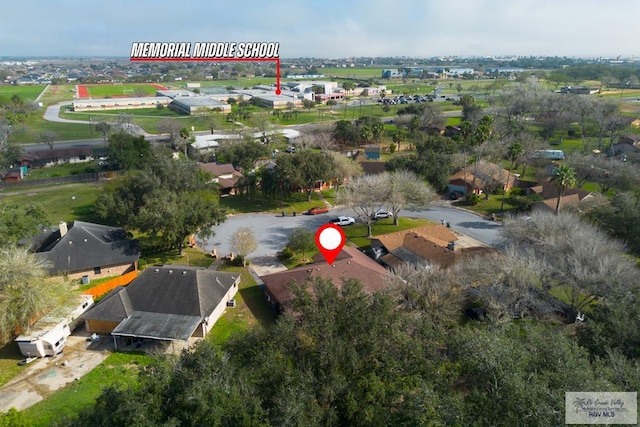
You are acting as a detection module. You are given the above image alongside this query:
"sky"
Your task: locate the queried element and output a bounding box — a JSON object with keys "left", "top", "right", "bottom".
{"left": 1, "top": 0, "right": 638, "bottom": 59}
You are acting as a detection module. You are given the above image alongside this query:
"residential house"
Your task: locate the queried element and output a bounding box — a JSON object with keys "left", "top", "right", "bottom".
{"left": 370, "top": 224, "right": 495, "bottom": 269}
{"left": 199, "top": 162, "right": 244, "bottom": 195}
{"left": 448, "top": 161, "right": 517, "bottom": 197}
{"left": 21, "top": 146, "right": 94, "bottom": 168}
{"left": 529, "top": 179, "right": 593, "bottom": 213}
{"left": 33, "top": 221, "right": 139, "bottom": 280}
{"left": 261, "top": 245, "right": 388, "bottom": 312}
{"left": 82, "top": 265, "right": 240, "bottom": 349}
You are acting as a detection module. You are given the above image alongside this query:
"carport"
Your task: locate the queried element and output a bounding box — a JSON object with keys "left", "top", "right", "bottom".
{"left": 111, "top": 311, "right": 202, "bottom": 351}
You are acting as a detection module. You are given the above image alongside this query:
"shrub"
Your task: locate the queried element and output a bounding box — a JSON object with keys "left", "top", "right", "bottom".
{"left": 464, "top": 193, "right": 481, "bottom": 205}
{"left": 389, "top": 143, "right": 397, "bottom": 154}
{"left": 279, "top": 247, "right": 294, "bottom": 260}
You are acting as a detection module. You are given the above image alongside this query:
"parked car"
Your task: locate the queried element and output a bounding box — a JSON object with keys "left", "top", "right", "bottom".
{"left": 285, "top": 146, "right": 297, "bottom": 153}
{"left": 307, "top": 206, "right": 329, "bottom": 215}
{"left": 330, "top": 216, "right": 355, "bottom": 226}
{"left": 372, "top": 209, "right": 393, "bottom": 219}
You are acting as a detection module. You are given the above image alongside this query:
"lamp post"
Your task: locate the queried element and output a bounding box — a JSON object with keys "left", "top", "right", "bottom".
{"left": 89, "top": 115, "right": 93, "bottom": 139}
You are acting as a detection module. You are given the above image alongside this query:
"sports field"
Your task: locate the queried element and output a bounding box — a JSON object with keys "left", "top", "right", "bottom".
{"left": 0, "top": 84, "right": 46, "bottom": 102}
{"left": 76, "top": 83, "right": 167, "bottom": 99}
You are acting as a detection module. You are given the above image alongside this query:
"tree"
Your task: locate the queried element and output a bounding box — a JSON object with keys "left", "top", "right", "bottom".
{"left": 157, "top": 118, "right": 182, "bottom": 147}
{"left": 229, "top": 227, "right": 257, "bottom": 266}
{"left": 96, "top": 150, "right": 226, "bottom": 255}
{"left": 291, "top": 150, "right": 335, "bottom": 202}
{"left": 0, "top": 202, "right": 48, "bottom": 244}
{"left": 328, "top": 151, "right": 362, "bottom": 189}
{"left": 195, "top": 107, "right": 222, "bottom": 135}
{"left": 94, "top": 122, "right": 112, "bottom": 146}
{"left": 392, "top": 128, "right": 407, "bottom": 152}
{"left": 586, "top": 191, "right": 640, "bottom": 255}
{"left": 107, "top": 131, "right": 151, "bottom": 170}
{"left": 0, "top": 246, "right": 57, "bottom": 342}
{"left": 215, "top": 139, "right": 269, "bottom": 173}
{"left": 38, "top": 130, "right": 59, "bottom": 150}
{"left": 506, "top": 141, "right": 524, "bottom": 169}
{"left": 387, "top": 170, "right": 436, "bottom": 225}
{"left": 302, "top": 99, "right": 315, "bottom": 111}
{"left": 251, "top": 113, "right": 276, "bottom": 144}
{"left": 286, "top": 227, "right": 316, "bottom": 261}
{"left": 550, "top": 163, "right": 576, "bottom": 214}
{"left": 337, "top": 173, "right": 390, "bottom": 237}
{"left": 500, "top": 211, "right": 636, "bottom": 312}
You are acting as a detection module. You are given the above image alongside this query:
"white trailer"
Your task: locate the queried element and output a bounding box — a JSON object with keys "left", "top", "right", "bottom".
{"left": 15, "top": 321, "right": 71, "bottom": 358}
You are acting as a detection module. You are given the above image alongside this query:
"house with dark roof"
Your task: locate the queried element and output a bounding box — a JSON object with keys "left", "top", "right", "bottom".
{"left": 21, "top": 146, "right": 94, "bottom": 168}
{"left": 82, "top": 265, "right": 240, "bottom": 347}
{"left": 261, "top": 245, "right": 388, "bottom": 312}
{"left": 33, "top": 221, "right": 139, "bottom": 280}
{"left": 198, "top": 162, "right": 244, "bottom": 195}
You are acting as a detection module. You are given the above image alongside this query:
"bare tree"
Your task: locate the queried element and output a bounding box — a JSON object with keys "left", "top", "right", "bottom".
{"left": 337, "top": 174, "right": 391, "bottom": 238}
{"left": 328, "top": 152, "right": 362, "bottom": 190}
{"left": 94, "top": 122, "right": 112, "bottom": 146}
{"left": 251, "top": 113, "right": 276, "bottom": 144}
{"left": 500, "top": 211, "right": 637, "bottom": 312}
{"left": 157, "top": 118, "right": 183, "bottom": 148}
{"left": 39, "top": 130, "right": 59, "bottom": 150}
{"left": 195, "top": 107, "right": 222, "bottom": 135}
{"left": 385, "top": 262, "right": 462, "bottom": 324}
{"left": 387, "top": 170, "right": 437, "bottom": 225}
{"left": 229, "top": 227, "right": 258, "bottom": 267}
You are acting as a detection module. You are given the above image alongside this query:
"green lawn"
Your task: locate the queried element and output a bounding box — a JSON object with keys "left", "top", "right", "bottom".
{"left": 22, "top": 352, "right": 153, "bottom": 427}
{"left": 0, "top": 182, "right": 104, "bottom": 224}
{"left": 344, "top": 217, "right": 433, "bottom": 249}
{"left": 0, "top": 341, "right": 29, "bottom": 388}
{"left": 10, "top": 114, "right": 93, "bottom": 143}
{"left": 80, "top": 84, "right": 160, "bottom": 98}
{"left": 207, "top": 263, "right": 276, "bottom": 346}
{"left": 220, "top": 190, "right": 330, "bottom": 215}
{"left": 24, "top": 162, "right": 99, "bottom": 180}
{"left": 138, "top": 245, "right": 214, "bottom": 270}
{"left": 0, "top": 85, "right": 47, "bottom": 102}
{"left": 453, "top": 194, "right": 516, "bottom": 217}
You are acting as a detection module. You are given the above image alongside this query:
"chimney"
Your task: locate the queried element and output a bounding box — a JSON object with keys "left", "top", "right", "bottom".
{"left": 59, "top": 221, "right": 68, "bottom": 238}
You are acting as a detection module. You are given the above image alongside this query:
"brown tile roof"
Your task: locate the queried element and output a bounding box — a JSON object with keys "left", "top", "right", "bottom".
{"left": 448, "top": 162, "right": 511, "bottom": 187}
{"left": 261, "top": 245, "right": 388, "bottom": 306}
{"left": 374, "top": 224, "right": 457, "bottom": 252}
{"left": 198, "top": 162, "right": 238, "bottom": 177}
{"left": 533, "top": 193, "right": 584, "bottom": 212}
{"left": 532, "top": 179, "right": 591, "bottom": 201}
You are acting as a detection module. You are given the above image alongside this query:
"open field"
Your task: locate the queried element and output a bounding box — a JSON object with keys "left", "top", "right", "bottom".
{"left": 344, "top": 217, "right": 433, "bottom": 248}
{"left": 0, "top": 85, "right": 47, "bottom": 102}
{"left": 78, "top": 83, "right": 164, "bottom": 99}
{"left": 0, "top": 182, "right": 104, "bottom": 224}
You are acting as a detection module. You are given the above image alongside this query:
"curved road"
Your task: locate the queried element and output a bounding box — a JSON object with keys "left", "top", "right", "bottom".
{"left": 198, "top": 205, "right": 502, "bottom": 264}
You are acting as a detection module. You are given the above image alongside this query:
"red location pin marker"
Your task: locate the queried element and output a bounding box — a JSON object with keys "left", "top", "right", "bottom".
{"left": 315, "top": 224, "right": 346, "bottom": 265}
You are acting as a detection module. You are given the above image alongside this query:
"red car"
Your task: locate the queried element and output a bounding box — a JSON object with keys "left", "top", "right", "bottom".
{"left": 307, "top": 206, "right": 329, "bottom": 215}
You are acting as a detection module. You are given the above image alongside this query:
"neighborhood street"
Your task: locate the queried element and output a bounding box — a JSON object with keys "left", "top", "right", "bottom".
{"left": 199, "top": 205, "right": 503, "bottom": 270}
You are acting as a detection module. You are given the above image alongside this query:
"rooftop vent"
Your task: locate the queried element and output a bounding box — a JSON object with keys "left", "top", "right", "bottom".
{"left": 182, "top": 271, "right": 187, "bottom": 275}
{"left": 169, "top": 270, "right": 173, "bottom": 274}
{"left": 154, "top": 268, "right": 159, "bottom": 272}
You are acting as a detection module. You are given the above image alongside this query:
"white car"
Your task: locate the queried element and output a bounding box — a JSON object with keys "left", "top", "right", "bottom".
{"left": 330, "top": 216, "right": 356, "bottom": 226}
{"left": 372, "top": 210, "right": 393, "bottom": 219}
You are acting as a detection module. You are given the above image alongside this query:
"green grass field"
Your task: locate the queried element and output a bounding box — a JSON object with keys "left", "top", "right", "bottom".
{"left": 0, "top": 84, "right": 47, "bottom": 102}
{"left": 0, "top": 182, "right": 104, "bottom": 224}
{"left": 79, "top": 83, "right": 161, "bottom": 98}
{"left": 344, "top": 217, "right": 433, "bottom": 248}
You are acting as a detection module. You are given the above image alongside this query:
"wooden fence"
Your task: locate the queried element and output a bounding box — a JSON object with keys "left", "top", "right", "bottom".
{"left": 82, "top": 269, "right": 138, "bottom": 299}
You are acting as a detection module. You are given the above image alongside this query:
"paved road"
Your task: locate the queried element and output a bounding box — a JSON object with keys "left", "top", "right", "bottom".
{"left": 199, "top": 205, "right": 502, "bottom": 263}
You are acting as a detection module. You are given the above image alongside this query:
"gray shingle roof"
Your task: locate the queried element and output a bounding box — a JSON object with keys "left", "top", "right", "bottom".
{"left": 82, "top": 265, "right": 239, "bottom": 340}
{"left": 34, "top": 221, "right": 139, "bottom": 275}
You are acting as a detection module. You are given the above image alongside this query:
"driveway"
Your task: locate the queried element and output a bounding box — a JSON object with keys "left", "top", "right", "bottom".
{"left": 0, "top": 331, "right": 111, "bottom": 412}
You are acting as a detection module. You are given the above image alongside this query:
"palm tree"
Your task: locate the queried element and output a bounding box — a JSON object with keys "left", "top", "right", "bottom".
{"left": 551, "top": 164, "right": 577, "bottom": 214}
{"left": 507, "top": 141, "right": 524, "bottom": 170}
